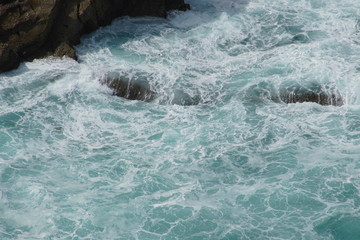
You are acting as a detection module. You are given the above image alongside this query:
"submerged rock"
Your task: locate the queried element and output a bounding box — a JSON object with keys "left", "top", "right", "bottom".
{"left": 279, "top": 92, "right": 344, "bottom": 106}
{"left": 276, "top": 84, "right": 344, "bottom": 106}
{"left": 166, "top": 89, "right": 202, "bottom": 106}
{"left": 101, "top": 73, "right": 202, "bottom": 106}
{"left": 247, "top": 82, "right": 344, "bottom": 106}
{"left": 292, "top": 33, "right": 310, "bottom": 43}
{"left": 101, "top": 74, "right": 155, "bottom": 102}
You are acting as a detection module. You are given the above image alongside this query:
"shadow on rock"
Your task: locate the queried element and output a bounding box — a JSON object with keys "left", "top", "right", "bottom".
{"left": 101, "top": 73, "right": 155, "bottom": 102}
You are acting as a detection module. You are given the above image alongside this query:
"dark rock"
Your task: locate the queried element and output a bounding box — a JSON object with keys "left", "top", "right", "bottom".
{"left": 0, "top": 0, "right": 190, "bottom": 73}
{"left": 120, "top": 0, "right": 190, "bottom": 18}
{"left": 102, "top": 74, "right": 155, "bottom": 102}
{"left": 276, "top": 85, "right": 344, "bottom": 106}
{"left": 249, "top": 82, "right": 344, "bottom": 106}
{"left": 53, "top": 42, "right": 77, "bottom": 60}
{"left": 165, "top": 0, "right": 190, "bottom": 12}
{"left": 0, "top": 44, "right": 19, "bottom": 72}
{"left": 121, "top": 0, "right": 167, "bottom": 17}
{"left": 101, "top": 73, "right": 202, "bottom": 106}
{"left": 0, "top": 0, "right": 61, "bottom": 60}
{"left": 279, "top": 92, "right": 344, "bottom": 106}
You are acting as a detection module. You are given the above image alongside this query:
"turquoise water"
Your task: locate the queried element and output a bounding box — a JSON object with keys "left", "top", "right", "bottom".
{"left": 1, "top": 0, "right": 360, "bottom": 239}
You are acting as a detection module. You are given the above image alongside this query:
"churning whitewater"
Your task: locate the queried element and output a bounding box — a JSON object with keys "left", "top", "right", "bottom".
{"left": 1, "top": 0, "right": 360, "bottom": 239}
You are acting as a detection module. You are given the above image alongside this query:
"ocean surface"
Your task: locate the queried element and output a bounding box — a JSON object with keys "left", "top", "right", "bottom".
{"left": 1, "top": 0, "right": 360, "bottom": 239}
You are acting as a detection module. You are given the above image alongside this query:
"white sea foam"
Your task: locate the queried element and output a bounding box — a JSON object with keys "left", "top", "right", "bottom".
{"left": 0, "top": 0, "right": 359, "bottom": 239}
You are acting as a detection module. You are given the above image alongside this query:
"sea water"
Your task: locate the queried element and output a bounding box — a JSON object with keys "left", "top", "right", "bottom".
{"left": 1, "top": 0, "right": 360, "bottom": 239}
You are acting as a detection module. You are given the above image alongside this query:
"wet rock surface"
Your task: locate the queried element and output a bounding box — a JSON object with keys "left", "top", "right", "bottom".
{"left": 279, "top": 91, "right": 344, "bottom": 106}
{"left": 101, "top": 73, "right": 202, "bottom": 106}
{"left": 247, "top": 82, "right": 344, "bottom": 106}
{"left": 276, "top": 84, "right": 344, "bottom": 106}
{"left": 168, "top": 90, "right": 201, "bottom": 106}
{"left": 101, "top": 74, "right": 155, "bottom": 102}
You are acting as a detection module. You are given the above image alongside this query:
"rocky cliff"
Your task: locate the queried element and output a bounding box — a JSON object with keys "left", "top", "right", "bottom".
{"left": 0, "top": 0, "right": 189, "bottom": 72}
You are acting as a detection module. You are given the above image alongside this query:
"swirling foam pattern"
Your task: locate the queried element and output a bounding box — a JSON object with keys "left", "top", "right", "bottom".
{"left": 0, "top": 0, "right": 360, "bottom": 239}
